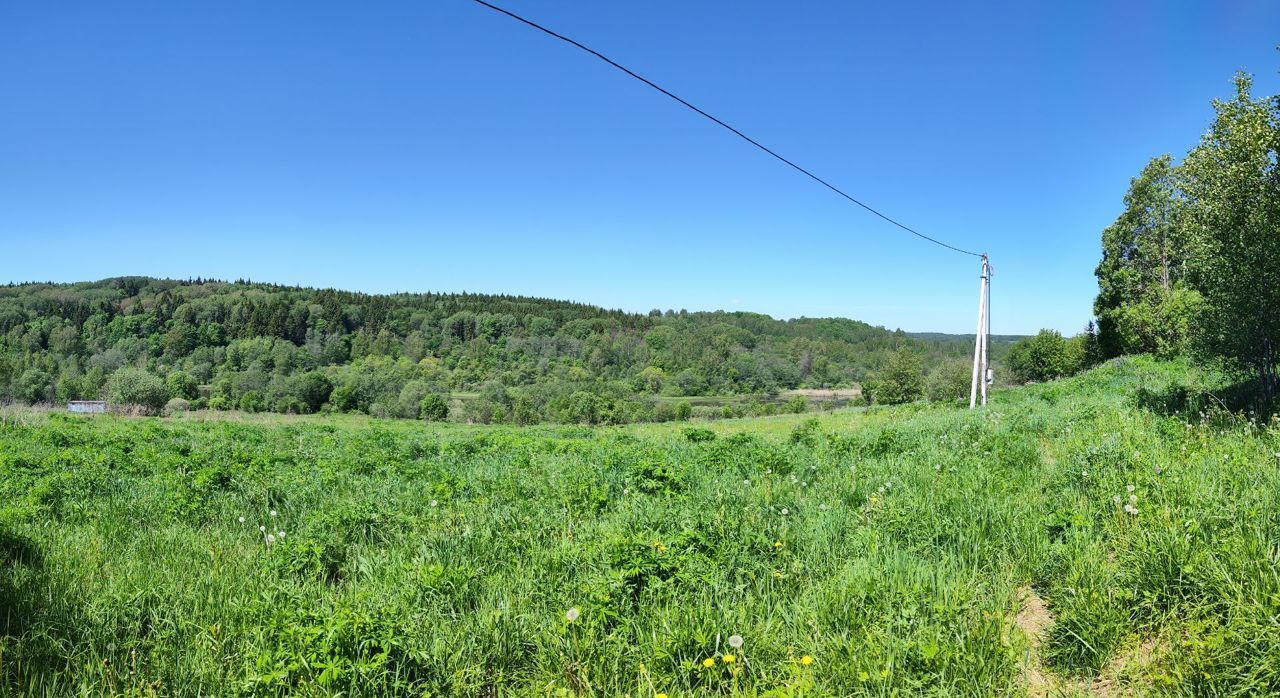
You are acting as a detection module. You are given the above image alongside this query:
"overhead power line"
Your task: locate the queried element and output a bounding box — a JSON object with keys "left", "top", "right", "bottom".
{"left": 468, "top": 0, "right": 982, "bottom": 258}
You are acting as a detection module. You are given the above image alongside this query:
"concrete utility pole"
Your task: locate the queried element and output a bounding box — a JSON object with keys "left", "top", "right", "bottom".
{"left": 969, "top": 254, "right": 991, "bottom": 409}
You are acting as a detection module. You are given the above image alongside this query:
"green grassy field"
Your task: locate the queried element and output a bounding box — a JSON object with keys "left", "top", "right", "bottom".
{"left": 1, "top": 357, "right": 1278, "bottom": 696}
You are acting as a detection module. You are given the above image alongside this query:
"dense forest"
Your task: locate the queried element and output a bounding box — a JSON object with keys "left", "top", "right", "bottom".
{"left": 0, "top": 278, "right": 1003, "bottom": 423}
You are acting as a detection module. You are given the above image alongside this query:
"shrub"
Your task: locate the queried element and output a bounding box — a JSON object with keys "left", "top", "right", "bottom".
{"left": 1008, "top": 330, "right": 1085, "bottom": 384}
{"left": 165, "top": 398, "right": 191, "bottom": 414}
{"left": 865, "top": 348, "right": 924, "bottom": 405}
{"left": 238, "top": 391, "right": 264, "bottom": 413}
{"left": 673, "top": 401, "right": 693, "bottom": 420}
{"left": 106, "top": 367, "right": 168, "bottom": 414}
{"left": 165, "top": 371, "right": 199, "bottom": 400}
{"left": 419, "top": 394, "right": 449, "bottom": 422}
{"left": 926, "top": 359, "right": 973, "bottom": 402}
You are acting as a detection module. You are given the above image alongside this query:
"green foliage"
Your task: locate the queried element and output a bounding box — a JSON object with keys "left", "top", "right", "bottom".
{"left": 1094, "top": 70, "right": 1280, "bottom": 400}
{"left": 925, "top": 358, "right": 972, "bottom": 402}
{"left": 1095, "top": 155, "right": 1196, "bottom": 358}
{"left": 865, "top": 348, "right": 923, "bottom": 404}
{"left": 165, "top": 370, "right": 198, "bottom": 400}
{"left": 105, "top": 366, "right": 168, "bottom": 413}
{"left": 673, "top": 400, "right": 693, "bottom": 420}
{"left": 1007, "top": 330, "right": 1085, "bottom": 384}
{"left": 418, "top": 393, "right": 449, "bottom": 422}
{"left": 0, "top": 278, "right": 1012, "bottom": 424}
{"left": 238, "top": 390, "right": 264, "bottom": 413}
{"left": 1180, "top": 73, "right": 1280, "bottom": 399}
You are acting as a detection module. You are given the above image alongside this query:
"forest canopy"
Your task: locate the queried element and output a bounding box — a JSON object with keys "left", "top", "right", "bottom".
{"left": 0, "top": 278, "right": 990, "bottom": 423}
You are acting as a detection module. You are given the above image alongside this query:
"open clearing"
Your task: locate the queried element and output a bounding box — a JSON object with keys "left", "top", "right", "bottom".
{"left": 1, "top": 356, "right": 1277, "bottom": 695}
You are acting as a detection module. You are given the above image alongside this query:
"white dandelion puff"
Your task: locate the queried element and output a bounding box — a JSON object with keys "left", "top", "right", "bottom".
{"left": 566, "top": 607, "right": 580, "bottom": 623}
{"left": 780, "top": 508, "right": 790, "bottom": 516}
{"left": 728, "top": 634, "right": 744, "bottom": 649}
{"left": 238, "top": 516, "right": 246, "bottom": 524}
{"left": 270, "top": 509, "right": 278, "bottom": 518}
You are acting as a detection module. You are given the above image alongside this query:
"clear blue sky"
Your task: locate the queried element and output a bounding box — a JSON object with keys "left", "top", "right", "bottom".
{"left": 2, "top": 2, "right": 1277, "bottom": 334}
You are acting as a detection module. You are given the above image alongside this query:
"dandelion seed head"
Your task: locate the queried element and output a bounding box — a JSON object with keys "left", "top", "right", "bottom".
{"left": 728, "top": 634, "right": 743, "bottom": 649}
{"left": 780, "top": 508, "right": 789, "bottom": 516}
{"left": 238, "top": 516, "right": 245, "bottom": 523}
{"left": 565, "top": 607, "right": 580, "bottom": 623}
{"left": 270, "top": 510, "right": 278, "bottom": 517}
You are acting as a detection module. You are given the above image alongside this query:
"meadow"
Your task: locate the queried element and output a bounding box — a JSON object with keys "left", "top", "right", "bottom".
{"left": 1, "top": 356, "right": 1278, "bottom": 696}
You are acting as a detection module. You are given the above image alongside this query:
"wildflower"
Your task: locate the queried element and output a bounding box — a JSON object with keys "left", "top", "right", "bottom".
{"left": 623, "top": 488, "right": 630, "bottom": 495}
{"left": 270, "top": 509, "right": 278, "bottom": 517}
{"left": 1154, "top": 465, "right": 1162, "bottom": 475}
{"left": 800, "top": 655, "right": 814, "bottom": 666}
{"left": 259, "top": 525, "right": 267, "bottom": 532}
{"left": 238, "top": 516, "right": 246, "bottom": 524}
{"left": 728, "top": 634, "right": 743, "bottom": 649}
{"left": 1126, "top": 485, "right": 1135, "bottom": 493}
{"left": 819, "top": 503, "right": 829, "bottom": 511}
{"left": 743, "top": 479, "right": 750, "bottom": 485}
{"left": 1129, "top": 494, "right": 1138, "bottom": 505}
{"left": 1112, "top": 495, "right": 1122, "bottom": 505}
{"left": 1124, "top": 504, "right": 1138, "bottom": 516}
{"left": 566, "top": 607, "right": 580, "bottom": 623}
{"left": 656, "top": 694, "right": 668, "bottom": 698}
{"left": 722, "top": 654, "right": 736, "bottom": 663}
{"left": 277, "top": 531, "right": 286, "bottom": 539}
{"left": 1081, "top": 470, "right": 1088, "bottom": 477}
{"left": 702, "top": 657, "right": 716, "bottom": 668}
{"left": 430, "top": 499, "right": 438, "bottom": 507}
{"left": 265, "top": 534, "right": 276, "bottom": 546}
{"left": 774, "top": 540, "right": 783, "bottom": 548}
{"left": 780, "top": 508, "right": 789, "bottom": 516}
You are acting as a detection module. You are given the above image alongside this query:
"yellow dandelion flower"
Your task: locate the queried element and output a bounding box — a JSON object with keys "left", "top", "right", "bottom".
{"left": 800, "top": 655, "right": 814, "bottom": 666}
{"left": 773, "top": 540, "right": 783, "bottom": 548}
{"left": 702, "top": 657, "right": 716, "bottom": 668}
{"left": 656, "top": 694, "right": 668, "bottom": 698}
{"left": 722, "top": 653, "right": 736, "bottom": 663}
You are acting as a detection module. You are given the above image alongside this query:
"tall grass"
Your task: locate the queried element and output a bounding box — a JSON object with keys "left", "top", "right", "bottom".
{"left": 0, "top": 356, "right": 1277, "bottom": 695}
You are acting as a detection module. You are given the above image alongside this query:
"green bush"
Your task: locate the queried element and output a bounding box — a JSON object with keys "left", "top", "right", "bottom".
{"left": 105, "top": 367, "right": 168, "bottom": 414}
{"left": 419, "top": 394, "right": 449, "bottom": 422}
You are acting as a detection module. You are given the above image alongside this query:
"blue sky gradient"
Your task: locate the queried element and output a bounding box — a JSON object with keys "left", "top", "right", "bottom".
{"left": 2, "top": 1, "right": 1278, "bottom": 333}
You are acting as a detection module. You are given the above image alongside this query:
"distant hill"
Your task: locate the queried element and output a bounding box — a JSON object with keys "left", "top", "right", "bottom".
{"left": 1, "top": 277, "right": 987, "bottom": 422}
{"left": 905, "top": 332, "right": 1026, "bottom": 351}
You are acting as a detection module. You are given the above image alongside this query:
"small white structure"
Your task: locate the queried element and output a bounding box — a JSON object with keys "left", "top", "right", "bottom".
{"left": 67, "top": 401, "right": 106, "bottom": 414}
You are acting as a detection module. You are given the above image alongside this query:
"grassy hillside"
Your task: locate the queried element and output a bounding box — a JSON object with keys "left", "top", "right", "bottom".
{"left": 1, "top": 356, "right": 1276, "bottom": 695}
{"left": 0, "top": 278, "right": 995, "bottom": 423}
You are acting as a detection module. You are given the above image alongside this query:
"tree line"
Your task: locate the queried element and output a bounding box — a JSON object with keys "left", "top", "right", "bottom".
{"left": 1000, "top": 69, "right": 1278, "bottom": 400}
{"left": 1091, "top": 71, "right": 1279, "bottom": 400}
{"left": 0, "top": 277, "right": 995, "bottom": 422}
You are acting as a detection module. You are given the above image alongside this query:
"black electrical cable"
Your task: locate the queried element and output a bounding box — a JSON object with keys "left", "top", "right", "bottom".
{"left": 469, "top": 0, "right": 983, "bottom": 258}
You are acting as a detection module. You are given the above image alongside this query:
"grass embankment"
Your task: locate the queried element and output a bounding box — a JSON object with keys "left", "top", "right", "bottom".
{"left": 0, "top": 356, "right": 1277, "bottom": 696}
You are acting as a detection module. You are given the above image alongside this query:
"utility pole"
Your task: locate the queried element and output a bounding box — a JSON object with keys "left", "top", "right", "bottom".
{"left": 969, "top": 254, "right": 991, "bottom": 409}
